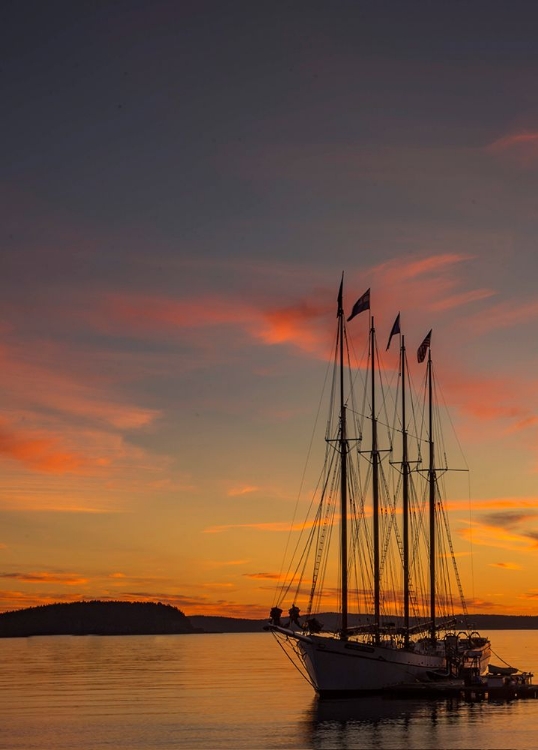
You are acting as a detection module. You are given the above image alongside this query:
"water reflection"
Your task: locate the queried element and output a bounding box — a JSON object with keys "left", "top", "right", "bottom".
{"left": 304, "top": 695, "right": 466, "bottom": 749}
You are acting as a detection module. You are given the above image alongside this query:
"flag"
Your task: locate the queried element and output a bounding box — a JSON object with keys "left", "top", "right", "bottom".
{"left": 417, "top": 329, "right": 432, "bottom": 363}
{"left": 386, "top": 313, "right": 401, "bottom": 351}
{"left": 347, "top": 288, "right": 370, "bottom": 321}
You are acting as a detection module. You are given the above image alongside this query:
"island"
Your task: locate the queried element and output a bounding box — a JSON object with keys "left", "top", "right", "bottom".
{"left": 0, "top": 601, "right": 197, "bottom": 637}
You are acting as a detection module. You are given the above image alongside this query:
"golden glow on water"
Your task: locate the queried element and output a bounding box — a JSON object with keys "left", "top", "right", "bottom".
{"left": 2, "top": 632, "right": 538, "bottom": 749}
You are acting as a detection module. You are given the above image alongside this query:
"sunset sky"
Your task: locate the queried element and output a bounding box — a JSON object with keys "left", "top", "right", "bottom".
{"left": 3, "top": 0, "right": 538, "bottom": 618}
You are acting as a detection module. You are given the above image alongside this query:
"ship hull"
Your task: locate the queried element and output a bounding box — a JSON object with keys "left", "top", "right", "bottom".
{"left": 299, "top": 635, "right": 444, "bottom": 695}
{"left": 269, "top": 627, "right": 491, "bottom": 696}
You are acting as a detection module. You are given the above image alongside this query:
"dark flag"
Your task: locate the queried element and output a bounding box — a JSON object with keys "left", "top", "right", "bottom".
{"left": 386, "top": 313, "right": 401, "bottom": 351}
{"left": 417, "top": 330, "right": 432, "bottom": 363}
{"left": 347, "top": 288, "right": 370, "bottom": 321}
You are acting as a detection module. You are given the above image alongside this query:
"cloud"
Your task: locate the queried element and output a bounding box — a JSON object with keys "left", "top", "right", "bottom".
{"left": 97, "top": 291, "right": 334, "bottom": 360}
{"left": 391, "top": 253, "right": 472, "bottom": 280}
{"left": 441, "top": 371, "right": 531, "bottom": 423}
{"left": 464, "top": 597, "right": 500, "bottom": 611}
{"left": 522, "top": 590, "right": 538, "bottom": 600}
{"left": 118, "top": 590, "right": 270, "bottom": 618}
{"left": 0, "top": 341, "right": 159, "bottom": 431}
{"left": 0, "top": 420, "right": 89, "bottom": 474}
{"left": 465, "top": 497, "right": 538, "bottom": 510}
{"left": 200, "top": 582, "right": 236, "bottom": 590}
{"left": 430, "top": 288, "right": 495, "bottom": 311}
{"left": 0, "top": 572, "right": 88, "bottom": 585}
{"left": 243, "top": 572, "right": 282, "bottom": 580}
{"left": 482, "top": 511, "right": 538, "bottom": 528}
{"left": 363, "top": 254, "right": 497, "bottom": 331}
{"left": 204, "top": 559, "right": 251, "bottom": 568}
{"left": 227, "top": 485, "right": 260, "bottom": 497}
{"left": 69, "top": 253, "right": 496, "bottom": 372}
{"left": 258, "top": 301, "right": 332, "bottom": 356}
{"left": 469, "top": 298, "right": 538, "bottom": 334}
{"left": 459, "top": 511, "right": 538, "bottom": 553}
{"left": 0, "top": 590, "right": 87, "bottom": 612}
{"left": 203, "top": 520, "right": 313, "bottom": 534}
{"left": 489, "top": 562, "right": 522, "bottom": 570}
{"left": 486, "top": 131, "right": 538, "bottom": 166}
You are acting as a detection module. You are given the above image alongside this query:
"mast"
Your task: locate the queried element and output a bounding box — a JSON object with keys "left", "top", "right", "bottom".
{"left": 401, "top": 334, "right": 410, "bottom": 646}
{"left": 428, "top": 347, "right": 436, "bottom": 642}
{"left": 338, "top": 282, "right": 348, "bottom": 633}
{"left": 371, "top": 317, "right": 380, "bottom": 641}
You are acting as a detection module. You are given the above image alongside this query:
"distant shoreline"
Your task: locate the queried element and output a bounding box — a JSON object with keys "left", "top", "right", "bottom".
{"left": 189, "top": 613, "right": 538, "bottom": 633}
{"left": 1, "top": 602, "right": 537, "bottom": 637}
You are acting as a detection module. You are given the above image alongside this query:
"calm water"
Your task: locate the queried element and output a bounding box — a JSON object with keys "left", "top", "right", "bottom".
{"left": 2, "top": 631, "right": 538, "bottom": 749}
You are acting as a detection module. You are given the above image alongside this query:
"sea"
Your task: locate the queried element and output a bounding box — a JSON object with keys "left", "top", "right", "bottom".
{"left": 2, "top": 630, "right": 538, "bottom": 749}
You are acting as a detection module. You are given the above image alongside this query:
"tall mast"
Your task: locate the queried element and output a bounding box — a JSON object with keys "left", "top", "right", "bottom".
{"left": 371, "top": 317, "right": 380, "bottom": 641}
{"left": 401, "top": 334, "right": 410, "bottom": 646}
{"left": 338, "top": 282, "right": 348, "bottom": 633}
{"left": 428, "top": 348, "right": 436, "bottom": 642}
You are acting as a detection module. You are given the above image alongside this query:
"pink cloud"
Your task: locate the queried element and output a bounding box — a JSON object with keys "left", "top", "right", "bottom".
{"left": 486, "top": 131, "right": 538, "bottom": 166}
{"left": 0, "top": 341, "right": 159, "bottom": 430}
{"left": 390, "top": 253, "right": 472, "bottom": 280}
{"left": 90, "top": 291, "right": 335, "bottom": 360}
{"left": 469, "top": 298, "right": 538, "bottom": 334}
{"left": 431, "top": 288, "right": 495, "bottom": 311}
{"left": 84, "top": 253, "right": 493, "bottom": 366}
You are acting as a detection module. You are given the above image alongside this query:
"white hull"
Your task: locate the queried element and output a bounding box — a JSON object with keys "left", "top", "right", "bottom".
{"left": 271, "top": 627, "right": 491, "bottom": 696}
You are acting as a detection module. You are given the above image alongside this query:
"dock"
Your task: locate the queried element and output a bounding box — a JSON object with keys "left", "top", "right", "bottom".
{"left": 384, "top": 676, "right": 538, "bottom": 701}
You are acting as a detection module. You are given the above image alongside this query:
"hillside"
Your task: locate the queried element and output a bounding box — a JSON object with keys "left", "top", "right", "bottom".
{"left": 190, "top": 612, "right": 538, "bottom": 633}
{"left": 0, "top": 601, "right": 196, "bottom": 637}
{"left": 189, "top": 615, "right": 268, "bottom": 633}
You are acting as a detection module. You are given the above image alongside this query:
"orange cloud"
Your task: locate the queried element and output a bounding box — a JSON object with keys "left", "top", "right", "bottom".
{"left": 227, "top": 485, "right": 260, "bottom": 497}
{"left": 0, "top": 572, "right": 88, "bottom": 585}
{"left": 489, "top": 562, "right": 522, "bottom": 570}
{"left": 200, "top": 582, "right": 236, "bottom": 590}
{"left": 0, "top": 590, "right": 87, "bottom": 613}
{"left": 204, "top": 559, "right": 251, "bottom": 568}
{"left": 203, "top": 521, "right": 310, "bottom": 533}
{"left": 258, "top": 302, "right": 332, "bottom": 356}
{"left": 459, "top": 512, "right": 538, "bottom": 553}
{"left": 450, "top": 497, "right": 538, "bottom": 511}
{"left": 0, "top": 421, "right": 88, "bottom": 474}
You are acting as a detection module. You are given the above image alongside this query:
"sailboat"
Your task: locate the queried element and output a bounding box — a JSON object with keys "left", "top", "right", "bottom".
{"left": 265, "top": 281, "right": 491, "bottom": 696}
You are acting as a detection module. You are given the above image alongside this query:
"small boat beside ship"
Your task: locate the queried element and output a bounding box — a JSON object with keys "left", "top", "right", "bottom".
{"left": 265, "top": 280, "right": 526, "bottom": 697}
